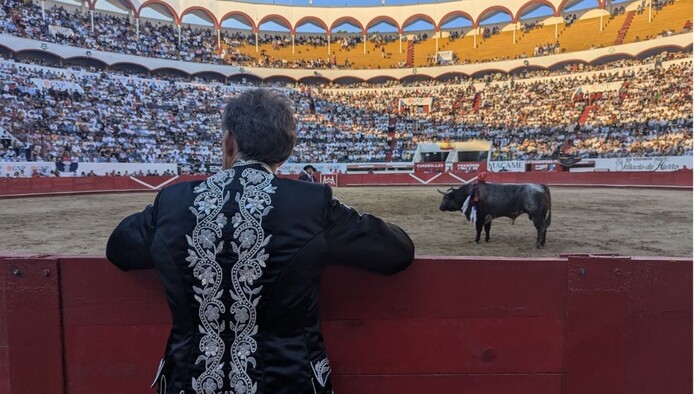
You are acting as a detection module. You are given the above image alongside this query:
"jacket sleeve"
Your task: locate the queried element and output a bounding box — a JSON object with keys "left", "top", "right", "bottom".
{"left": 322, "top": 185, "right": 414, "bottom": 275}
{"left": 106, "top": 192, "right": 160, "bottom": 271}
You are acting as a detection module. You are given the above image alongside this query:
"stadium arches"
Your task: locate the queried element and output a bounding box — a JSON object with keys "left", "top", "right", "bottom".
{"left": 180, "top": 7, "right": 219, "bottom": 29}
{"left": 191, "top": 71, "right": 228, "bottom": 82}
{"left": 258, "top": 14, "right": 293, "bottom": 34}
{"left": 401, "top": 14, "right": 437, "bottom": 32}
{"left": 330, "top": 17, "right": 364, "bottom": 34}
{"left": 438, "top": 11, "right": 475, "bottom": 29}
{"left": 151, "top": 67, "right": 190, "bottom": 78}
{"left": 434, "top": 72, "right": 470, "bottom": 81}
{"left": 476, "top": 6, "right": 514, "bottom": 26}
{"left": 366, "top": 16, "right": 401, "bottom": 34}
{"left": 294, "top": 17, "right": 330, "bottom": 35}
{"left": 516, "top": 0, "right": 558, "bottom": 19}
{"left": 470, "top": 68, "right": 509, "bottom": 78}
{"left": 228, "top": 73, "right": 263, "bottom": 84}
{"left": 365, "top": 75, "right": 400, "bottom": 84}
{"left": 636, "top": 45, "right": 690, "bottom": 59}
{"left": 263, "top": 75, "right": 297, "bottom": 85}
{"left": 219, "top": 11, "right": 256, "bottom": 32}
{"left": 332, "top": 76, "right": 366, "bottom": 85}
{"left": 137, "top": 0, "right": 180, "bottom": 25}
{"left": 110, "top": 62, "right": 151, "bottom": 75}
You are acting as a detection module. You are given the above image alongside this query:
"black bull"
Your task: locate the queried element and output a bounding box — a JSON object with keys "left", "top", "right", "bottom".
{"left": 438, "top": 182, "right": 552, "bottom": 247}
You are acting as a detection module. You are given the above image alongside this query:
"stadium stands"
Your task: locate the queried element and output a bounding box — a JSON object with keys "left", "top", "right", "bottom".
{"left": 0, "top": 50, "right": 692, "bottom": 169}
{"left": 0, "top": 0, "right": 692, "bottom": 70}
{"left": 623, "top": 0, "right": 692, "bottom": 43}
{"left": 0, "top": 0, "right": 693, "bottom": 173}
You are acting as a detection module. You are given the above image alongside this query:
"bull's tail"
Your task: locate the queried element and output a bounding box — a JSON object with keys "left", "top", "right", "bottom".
{"left": 542, "top": 184, "right": 552, "bottom": 228}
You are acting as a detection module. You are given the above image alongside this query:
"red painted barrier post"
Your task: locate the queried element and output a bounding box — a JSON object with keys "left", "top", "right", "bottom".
{"left": 0, "top": 257, "right": 64, "bottom": 394}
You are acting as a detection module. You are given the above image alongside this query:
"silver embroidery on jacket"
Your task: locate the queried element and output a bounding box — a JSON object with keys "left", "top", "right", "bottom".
{"left": 187, "top": 170, "right": 234, "bottom": 394}
{"left": 156, "top": 374, "right": 185, "bottom": 394}
{"left": 311, "top": 358, "right": 331, "bottom": 388}
{"left": 228, "top": 166, "right": 275, "bottom": 394}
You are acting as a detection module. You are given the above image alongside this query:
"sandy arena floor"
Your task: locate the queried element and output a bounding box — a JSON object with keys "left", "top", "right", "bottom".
{"left": 0, "top": 187, "right": 692, "bottom": 257}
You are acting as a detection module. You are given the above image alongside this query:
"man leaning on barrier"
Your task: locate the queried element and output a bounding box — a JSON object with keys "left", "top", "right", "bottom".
{"left": 106, "top": 88, "right": 415, "bottom": 394}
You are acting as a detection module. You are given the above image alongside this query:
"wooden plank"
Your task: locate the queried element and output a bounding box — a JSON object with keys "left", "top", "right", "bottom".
{"left": 333, "top": 373, "right": 563, "bottom": 393}
{"left": 63, "top": 325, "right": 169, "bottom": 393}
{"left": 625, "top": 318, "right": 691, "bottom": 394}
{"left": 2, "top": 258, "right": 64, "bottom": 393}
{"left": 565, "top": 256, "right": 632, "bottom": 394}
{"left": 59, "top": 258, "right": 169, "bottom": 326}
{"left": 0, "top": 257, "right": 8, "bottom": 394}
{"left": 323, "top": 317, "right": 564, "bottom": 374}
{"left": 58, "top": 258, "right": 170, "bottom": 393}
{"left": 0, "top": 347, "right": 9, "bottom": 394}
{"left": 320, "top": 258, "right": 567, "bottom": 320}
{"left": 629, "top": 258, "right": 692, "bottom": 315}
{"left": 625, "top": 258, "right": 692, "bottom": 393}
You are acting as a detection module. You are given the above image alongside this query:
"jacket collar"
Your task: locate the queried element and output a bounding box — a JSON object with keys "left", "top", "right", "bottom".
{"left": 231, "top": 160, "right": 274, "bottom": 175}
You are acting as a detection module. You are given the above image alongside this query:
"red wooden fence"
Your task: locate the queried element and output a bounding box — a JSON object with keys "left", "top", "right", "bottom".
{"left": 0, "top": 255, "right": 691, "bottom": 393}
{"left": 0, "top": 170, "right": 692, "bottom": 197}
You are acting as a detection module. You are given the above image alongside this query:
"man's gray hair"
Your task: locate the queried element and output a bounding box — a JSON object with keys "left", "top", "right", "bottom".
{"left": 222, "top": 89, "right": 297, "bottom": 165}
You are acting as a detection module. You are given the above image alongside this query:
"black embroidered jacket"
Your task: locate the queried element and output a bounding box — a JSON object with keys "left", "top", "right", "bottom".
{"left": 106, "top": 161, "right": 415, "bottom": 394}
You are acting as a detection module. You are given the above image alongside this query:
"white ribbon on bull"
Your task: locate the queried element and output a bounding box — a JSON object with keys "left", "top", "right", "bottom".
{"left": 460, "top": 175, "right": 479, "bottom": 227}
{"left": 461, "top": 195, "right": 477, "bottom": 225}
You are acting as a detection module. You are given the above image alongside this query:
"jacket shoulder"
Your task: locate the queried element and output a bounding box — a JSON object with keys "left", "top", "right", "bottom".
{"left": 156, "top": 179, "right": 204, "bottom": 205}
{"left": 275, "top": 176, "right": 327, "bottom": 193}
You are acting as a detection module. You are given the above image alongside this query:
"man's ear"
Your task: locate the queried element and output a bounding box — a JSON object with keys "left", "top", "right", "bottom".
{"left": 222, "top": 132, "right": 238, "bottom": 169}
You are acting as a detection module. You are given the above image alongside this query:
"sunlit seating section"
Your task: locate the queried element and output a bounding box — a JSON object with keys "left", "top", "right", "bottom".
{"left": 622, "top": 0, "right": 693, "bottom": 43}
{"left": 227, "top": 37, "right": 401, "bottom": 69}
{"left": 556, "top": 16, "right": 618, "bottom": 52}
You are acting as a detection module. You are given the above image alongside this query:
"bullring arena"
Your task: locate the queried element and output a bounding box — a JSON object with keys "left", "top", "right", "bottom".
{"left": 0, "top": 186, "right": 693, "bottom": 257}
{"left": 0, "top": 0, "right": 694, "bottom": 391}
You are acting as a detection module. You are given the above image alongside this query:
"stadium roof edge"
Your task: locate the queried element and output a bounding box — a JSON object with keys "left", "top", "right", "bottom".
{"left": 122, "top": 0, "right": 585, "bottom": 32}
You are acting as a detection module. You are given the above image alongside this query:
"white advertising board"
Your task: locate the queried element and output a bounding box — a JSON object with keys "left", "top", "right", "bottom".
{"left": 593, "top": 156, "right": 692, "bottom": 172}
{"left": 1, "top": 162, "right": 178, "bottom": 177}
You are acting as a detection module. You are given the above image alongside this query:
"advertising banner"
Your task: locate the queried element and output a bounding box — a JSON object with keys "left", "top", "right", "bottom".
{"left": 31, "top": 78, "right": 84, "bottom": 94}
{"left": 488, "top": 161, "right": 526, "bottom": 172}
{"left": 1, "top": 161, "right": 178, "bottom": 177}
{"left": 453, "top": 162, "right": 485, "bottom": 173}
{"left": 436, "top": 51, "right": 453, "bottom": 63}
{"left": 595, "top": 156, "right": 692, "bottom": 172}
{"left": 114, "top": 76, "right": 170, "bottom": 88}
{"left": 1, "top": 161, "right": 53, "bottom": 177}
{"left": 277, "top": 163, "right": 347, "bottom": 175}
{"left": 400, "top": 97, "right": 433, "bottom": 107}
{"left": 48, "top": 25, "right": 74, "bottom": 37}
{"left": 415, "top": 162, "right": 445, "bottom": 174}
{"left": 320, "top": 174, "right": 339, "bottom": 186}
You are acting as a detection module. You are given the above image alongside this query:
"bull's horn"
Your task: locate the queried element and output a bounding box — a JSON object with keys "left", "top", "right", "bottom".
{"left": 437, "top": 189, "right": 448, "bottom": 195}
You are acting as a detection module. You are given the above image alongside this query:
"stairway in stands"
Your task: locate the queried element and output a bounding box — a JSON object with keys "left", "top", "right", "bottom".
{"left": 385, "top": 117, "right": 398, "bottom": 161}
{"left": 472, "top": 92, "right": 482, "bottom": 113}
{"left": 385, "top": 134, "right": 397, "bottom": 161}
{"left": 615, "top": 12, "right": 636, "bottom": 45}
{"left": 406, "top": 39, "right": 415, "bottom": 67}
{"left": 578, "top": 105, "right": 595, "bottom": 124}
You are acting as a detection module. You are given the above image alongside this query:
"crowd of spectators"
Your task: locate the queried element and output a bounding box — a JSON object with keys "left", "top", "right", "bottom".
{"left": 0, "top": 49, "right": 692, "bottom": 169}
{"left": 533, "top": 42, "right": 561, "bottom": 57}
{"left": 315, "top": 54, "right": 692, "bottom": 161}
{"left": 1, "top": 0, "right": 690, "bottom": 73}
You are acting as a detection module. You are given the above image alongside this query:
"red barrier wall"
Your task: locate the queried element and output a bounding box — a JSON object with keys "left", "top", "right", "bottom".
{"left": 0, "top": 170, "right": 692, "bottom": 197}
{"left": 0, "top": 255, "right": 691, "bottom": 394}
